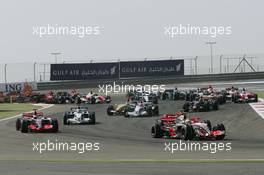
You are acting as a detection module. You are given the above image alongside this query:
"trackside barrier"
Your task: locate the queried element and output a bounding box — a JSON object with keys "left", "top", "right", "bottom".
{"left": 37, "top": 72, "right": 264, "bottom": 90}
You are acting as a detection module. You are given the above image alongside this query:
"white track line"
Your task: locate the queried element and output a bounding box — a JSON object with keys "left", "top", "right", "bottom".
{"left": 249, "top": 98, "right": 264, "bottom": 119}
{"left": 0, "top": 104, "right": 54, "bottom": 122}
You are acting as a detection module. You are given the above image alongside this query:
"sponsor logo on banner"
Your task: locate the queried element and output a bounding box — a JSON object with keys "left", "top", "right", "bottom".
{"left": 120, "top": 60, "right": 184, "bottom": 77}
{"left": 0, "top": 82, "right": 37, "bottom": 93}
{"left": 50, "top": 63, "right": 119, "bottom": 80}
{"left": 50, "top": 60, "right": 184, "bottom": 81}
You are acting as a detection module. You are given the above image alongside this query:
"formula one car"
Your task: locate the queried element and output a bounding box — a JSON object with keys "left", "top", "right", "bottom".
{"left": 16, "top": 109, "right": 59, "bottom": 133}
{"left": 63, "top": 106, "right": 96, "bottom": 125}
{"left": 107, "top": 103, "right": 130, "bottom": 116}
{"left": 39, "top": 91, "right": 74, "bottom": 104}
{"left": 184, "top": 87, "right": 227, "bottom": 105}
{"left": 140, "top": 93, "right": 159, "bottom": 104}
{"left": 126, "top": 90, "right": 146, "bottom": 101}
{"left": 233, "top": 89, "right": 258, "bottom": 103}
{"left": 54, "top": 91, "right": 75, "bottom": 104}
{"left": 151, "top": 112, "right": 226, "bottom": 140}
{"left": 198, "top": 88, "right": 227, "bottom": 105}
{"left": 124, "top": 102, "right": 159, "bottom": 117}
{"left": 183, "top": 97, "right": 218, "bottom": 112}
{"left": 127, "top": 91, "right": 158, "bottom": 104}
{"left": 30, "top": 92, "right": 46, "bottom": 103}
{"left": 225, "top": 87, "right": 238, "bottom": 102}
{"left": 161, "top": 88, "right": 186, "bottom": 101}
{"left": 78, "top": 92, "right": 111, "bottom": 104}
{"left": 43, "top": 91, "right": 55, "bottom": 103}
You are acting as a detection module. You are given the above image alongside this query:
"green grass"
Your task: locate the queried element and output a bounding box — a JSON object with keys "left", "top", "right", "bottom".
{"left": 257, "top": 92, "right": 264, "bottom": 98}
{"left": 0, "top": 103, "right": 41, "bottom": 119}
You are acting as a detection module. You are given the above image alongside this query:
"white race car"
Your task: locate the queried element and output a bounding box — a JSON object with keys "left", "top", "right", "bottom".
{"left": 63, "top": 106, "right": 96, "bottom": 125}
{"left": 124, "top": 102, "right": 159, "bottom": 118}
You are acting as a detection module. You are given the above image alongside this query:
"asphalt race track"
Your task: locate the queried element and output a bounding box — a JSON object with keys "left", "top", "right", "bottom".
{"left": 0, "top": 161, "right": 263, "bottom": 175}
{"left": 0, "top": 83, "right": 264, "bottom": 174}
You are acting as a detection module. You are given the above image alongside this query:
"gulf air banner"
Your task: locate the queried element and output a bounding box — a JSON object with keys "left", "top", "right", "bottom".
{"left": 50, "top": 60, "right": 184, "bottom": 80}
{"left": 50, "top": 63, "right": 119, "bottom": 80}
{"left": 120, "top": 60, "right": 184, "bottom": 78}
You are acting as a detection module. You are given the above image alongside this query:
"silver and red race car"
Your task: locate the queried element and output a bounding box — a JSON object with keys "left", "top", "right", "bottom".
{"left": 77, "top": 92, "right": 111, "bottom": 104}
{"left": 233, "top": 89, "right": 258, "bottom": 103}
{"left": 151, "top": 112, "right": 226, "bottom": 140}
{"left": 16, "top": 109, "right": 59, "bottom": 133}
{"left": 225, "top": 87, "right": 258, "bottom": 103}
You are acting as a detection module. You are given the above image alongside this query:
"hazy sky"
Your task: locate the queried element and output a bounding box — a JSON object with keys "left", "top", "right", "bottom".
{"left": 0, "top": 0, "right": 263, "bottom": 64}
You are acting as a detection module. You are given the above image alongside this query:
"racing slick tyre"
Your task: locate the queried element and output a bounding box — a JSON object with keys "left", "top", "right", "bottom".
{"left": 218, "top": 123, "right": 226, "bottom": 132}
{"left": 21, "top": 120, "right": 29, "bottom": 133}
{"left": 56, "top": 98, "right": 63, "bottom": 104}
{"left": 203, "top": 102, "right": 210, "bottom": 112}
{"left": 204, "top": 120, "right": 212, "bottom": 131}
{"left": 105, "top": 96, "right": 111, "bottom": 103}
{"left": 91, "top": 97, "right": 96, "bottom": 104}
{"left": 212, "top": 101, "right": 219, "bottom": 110}
{"left": 151, "top": 124, "right": 163, "bottom": 138}
{"left": 153, "top": 106, "right": 159, "bottom": 116}
{"left": 183, "top": 102, "right": 190, "bottom": 112}
{"left": 61, "top": 97, "right": 67, "bottom": 104}
{"left": 217, "top": 97, "right": 223, "bottom": 105}
{"left": 124, "top": 112, "right": 129, "bottom": 118}
{"left": 189, "top": 94, "right": 197, "bottom": 102}
{"left": 185, "top": 94, "right": 190, "bottom": 101}
{"left": 180, "top": 125, "right": 193, "bottom": 140}
{"left": 63, "top": 115, "right": 69, "bottom": 125}
{"left": 90, "top": 112, "right": 96, "bottom": 125}
{"left": 213, "top": 123, "right": 226, "bottom": 140}
{"left": 75, "top": 97, "right": 81, "bottom": 104}
{"left": 173, "top": 93, "right": 178, "bottom": 101}
{"left": 219, "top": 96, "right": 225, "bottom": 105}
{"left": 124, "top": 109, "right": 130, "bottom": 118}
{"left": 233, "top": 95, "right": 238, "bottom": 103}
{"left": 53, "top": 98, "right": 59, "bottom": 104}
{"left": 161, "top": 93, "right": 167, "bottom": 100}
{"left": 187, "top": 125, "right": 195, "bottom": 140}
{"left": 231, "top": 94, "right": 235, "bottom": 102}
{"left": 107, "top": 105, "right": 114, "bottom": 116}
{"left": 16, "top": 118, "right": 21, "bottom": 131}
{"left": 180, "top": 126, "right": 188, "bottom": 140}
{"left": 146, "top": 106, "right": 153, "bottom": 117}
{"left": 223, "top": 94, "right": 227, "bottom": 104}
{"left": 52, "top": 119, "right": 59, "bottom": 133}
